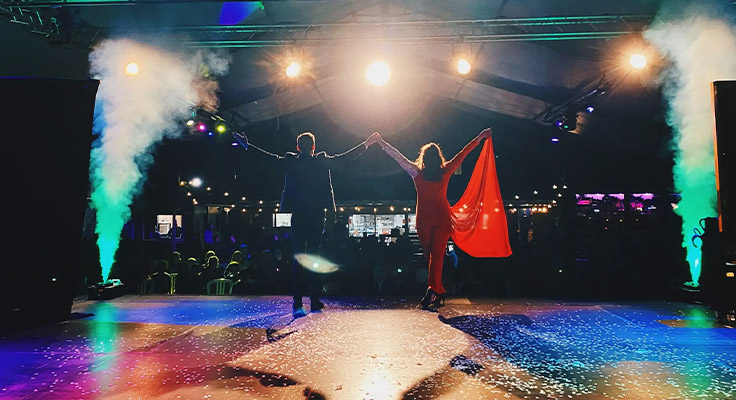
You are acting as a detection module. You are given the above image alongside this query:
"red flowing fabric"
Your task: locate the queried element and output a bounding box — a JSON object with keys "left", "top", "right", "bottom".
{"left": 450, "top": 138, "right": 512, "bottom": 257}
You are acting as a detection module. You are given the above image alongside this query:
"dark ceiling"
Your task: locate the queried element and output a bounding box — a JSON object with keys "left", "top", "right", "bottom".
{"left": 4, "top": 0, "right": 726, "bottom": 210}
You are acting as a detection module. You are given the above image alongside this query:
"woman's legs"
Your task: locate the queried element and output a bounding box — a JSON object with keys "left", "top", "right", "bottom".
{"left": 416, "top": 225, "right": 436, "bottom": 308}
{"left": 426, "top": 226, "right": 451, "bottom": 294}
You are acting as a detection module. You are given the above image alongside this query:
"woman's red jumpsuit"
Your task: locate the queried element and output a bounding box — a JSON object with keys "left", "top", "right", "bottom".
{"left": 413, "top": 138, "right": 480, "bottom": 295}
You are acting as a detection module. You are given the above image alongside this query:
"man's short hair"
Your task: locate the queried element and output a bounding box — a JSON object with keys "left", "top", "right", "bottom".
{"left": 296, "top": 132, "right": 315, "bottom": 152}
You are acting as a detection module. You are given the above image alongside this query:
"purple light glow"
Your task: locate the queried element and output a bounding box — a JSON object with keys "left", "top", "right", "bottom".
{"left": 585, "top": 193, "right": 606, "bottom": 201}
{"left": 219, "top": 2, "right": 261, "bottom": 25}
{"left": 609, "top": 193, "right": 625, "bottom": 200}
{"left": 633, "top": 193, "right": 655, "bottom": 201}
{"left": 197, "top": 123, "right": 207, "bottom": 132}
{"left": 551, "top": 137, "right": 560, "bottom": 143}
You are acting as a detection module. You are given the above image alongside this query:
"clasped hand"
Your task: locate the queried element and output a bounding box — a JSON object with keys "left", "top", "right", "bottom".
{"left": 365, "top": 132, "right": 382, "bottom": 147}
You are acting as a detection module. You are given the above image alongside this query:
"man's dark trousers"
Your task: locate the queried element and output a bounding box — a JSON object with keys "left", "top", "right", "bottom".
{"left": 291, "top": 208, "right": 324, "bottom": 306}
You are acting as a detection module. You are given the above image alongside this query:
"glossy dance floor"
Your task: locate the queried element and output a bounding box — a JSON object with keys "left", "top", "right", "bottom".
{"left": 2, "top": 296, "right": 736, "bottom": 399}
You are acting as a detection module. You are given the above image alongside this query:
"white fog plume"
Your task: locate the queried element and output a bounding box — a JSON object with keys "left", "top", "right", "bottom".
{"left": 645, "top": 11, "right": 736, "bottom": 284}
{"left": 89, "top": 38, "right": 229, "bottom": 281}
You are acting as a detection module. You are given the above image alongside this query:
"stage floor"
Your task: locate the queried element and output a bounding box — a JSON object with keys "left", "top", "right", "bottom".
{"left": 1, "top": 296, "right": 735, "bottom": 399}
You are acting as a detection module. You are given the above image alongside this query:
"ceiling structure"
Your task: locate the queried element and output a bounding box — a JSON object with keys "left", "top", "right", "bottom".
{"left": 1, "top": 1, "right": 666, "bottom": 129}
{"left": 5, "top": 0, "right": 734, "bottom": 201}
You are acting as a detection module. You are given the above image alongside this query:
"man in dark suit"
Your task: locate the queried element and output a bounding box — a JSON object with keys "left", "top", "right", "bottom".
{"left": 234, "top": 131, "right": 379, "bottom": 313}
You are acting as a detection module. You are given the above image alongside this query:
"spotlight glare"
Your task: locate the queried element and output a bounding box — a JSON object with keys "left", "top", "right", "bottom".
{"left": 190, "top": 177, "right": 202, "bottom": 187}
{"left": 551, "top": 137, "right": 560, "bottom": 143}
{"left": 366, "top": 61, "right": 390, "bottom": 86}
{"left": 285, "top": 62, "right": 301, "bottom": 78}
{"left": 586, "top": 106, "right": 595, "bottom": 113}
{"left": 197, "top": 123, "right": 207, "bottom": 132}
{"left": 629, "top": 53, "right": 647, "bottom": 70}
{"left": 125, "top": 62, "right": 139, "bottom": 75}
{"left": 186, "top": 120, "right": 195, "bottom": 126}
{"left": 295, "top": 254, "right": 340, "bottom": 273}
{"left": 216, "top": 123, "right": 227, "bottom": 133}
{"left": 457, "top": 58, "right": 471, "bottom": 75}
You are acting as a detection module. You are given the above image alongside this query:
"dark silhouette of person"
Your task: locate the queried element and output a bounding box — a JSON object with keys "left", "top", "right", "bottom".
{"left": 201, "top": 223, "right": 215, "bottom": 252}
{"left": 234, "top": 131, "right": 377, "bottom": 313}
{"left": 445, "top": 244, "right": 460, "bottom": 295}
{"left": 199, "top": 255, "right": 224, "bottom": 293}
{"left": 150, "top": 260, "right": 172, "bottom": 294}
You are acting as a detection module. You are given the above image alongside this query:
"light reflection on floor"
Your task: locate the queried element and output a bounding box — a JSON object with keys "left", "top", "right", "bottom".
{"left": 1, "top": 296, "right": 735, "bottom": 399}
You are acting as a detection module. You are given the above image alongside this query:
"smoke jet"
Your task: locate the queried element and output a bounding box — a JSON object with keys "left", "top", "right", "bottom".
{"left": 645, "top": 11, "right": 736, "bottom": 285}
{"left": 89, "top": 39, "right": 228, "bottom": 282}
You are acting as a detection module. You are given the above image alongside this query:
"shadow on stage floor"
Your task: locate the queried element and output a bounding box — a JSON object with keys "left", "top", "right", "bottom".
{"left": 1, "top": 295, "right": 735, "bottom": 399}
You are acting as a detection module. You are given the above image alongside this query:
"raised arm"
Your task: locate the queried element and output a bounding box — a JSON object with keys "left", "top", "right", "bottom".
{"left": 324, "top": 136, "right": 370, "bottom": 162}
{"left": 445, "top": 128, "right": 492, "bottom": 174}
{"left": 377, "top": 134, "right": 420, "bottom": 178}
{"left": 233, "top": 132, "right": 283, "bottom": 159}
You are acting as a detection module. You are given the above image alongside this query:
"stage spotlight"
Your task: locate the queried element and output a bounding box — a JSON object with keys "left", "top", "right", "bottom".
{"left": 457, "top": 58, "right": 471, "bottom": 75}
{"left": 586, "top": 106, "right": 595, "bottom": 113}
{"left": 186, "top": 120, "right": 195, "bottom": 126}
{"left": 629, "top": 53, "right": 647, "bottom": 70}
{"left": 285, "top": 62, "right": 301, "bottom": 78}
{"left": 551, "top": 137, "right": 560, "bottom": 143}
{"left": 216, "top": 123, "right": 227, "bottom": 133}
{"left": 366, "top": 61, "right": 390, "bottom": 86}
{"left": 125, "top": 62, "right": 139, "bottom": 75}
{"left": 197, "top": 123, "right": 207, "bottom": 132}
{"left": 189, "top": 177, "right": 203, "bottom": 187}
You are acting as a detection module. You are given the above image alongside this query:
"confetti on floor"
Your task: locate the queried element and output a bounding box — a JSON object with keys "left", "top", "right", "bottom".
{"left": 1, "top": 295, "right": 735, "bottom": 399}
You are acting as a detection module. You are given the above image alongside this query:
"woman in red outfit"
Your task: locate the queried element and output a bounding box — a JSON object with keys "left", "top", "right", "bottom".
{"left": 375, "top": 128, "right": 493, "bottom": 309}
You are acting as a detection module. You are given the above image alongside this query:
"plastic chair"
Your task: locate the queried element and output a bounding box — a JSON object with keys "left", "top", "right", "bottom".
{"left": 168, "top": 272, "right": 178, "bottom": 294}
{"left": 139, "top": 278, "right": 153, "bottom": 295}
{"left": 207, "top": 278, "right": 233, "bottom": 296}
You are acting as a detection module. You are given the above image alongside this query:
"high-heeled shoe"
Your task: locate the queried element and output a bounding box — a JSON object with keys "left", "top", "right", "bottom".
{"left": 429, "top": 292, "right": 445, "bottom": 309}
{"left": 419, "top": 288, "right": 435, "bottom": 309}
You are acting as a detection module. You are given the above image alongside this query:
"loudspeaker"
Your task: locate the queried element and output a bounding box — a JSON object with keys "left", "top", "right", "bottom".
{"left": 713, "top": 81, "right": 736, "bottom": 254}
{"left": 0, "top": 78, "right": 99, "bottom": 325}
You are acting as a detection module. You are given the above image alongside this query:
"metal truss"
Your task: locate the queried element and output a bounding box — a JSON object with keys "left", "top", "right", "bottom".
{"left": 1, "top": 2, "right": 653, "bottom": 49}
{"left": 0, "top": 5, "right": 61, "bottom": 41}
{"left": 124, "top": 15, "right": 654, "bottom": 48}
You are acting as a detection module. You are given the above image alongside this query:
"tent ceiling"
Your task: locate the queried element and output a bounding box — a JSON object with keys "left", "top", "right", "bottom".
{"left": 0, "top": 0, "right": 703, "bottom": 135}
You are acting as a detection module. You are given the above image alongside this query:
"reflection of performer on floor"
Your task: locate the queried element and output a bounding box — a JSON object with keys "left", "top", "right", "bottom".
{"left": 234, "top": 131, "right": 377, "bottom": 314}
{"left": 374, "top": 128, "right": 494, "bottom": 309}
